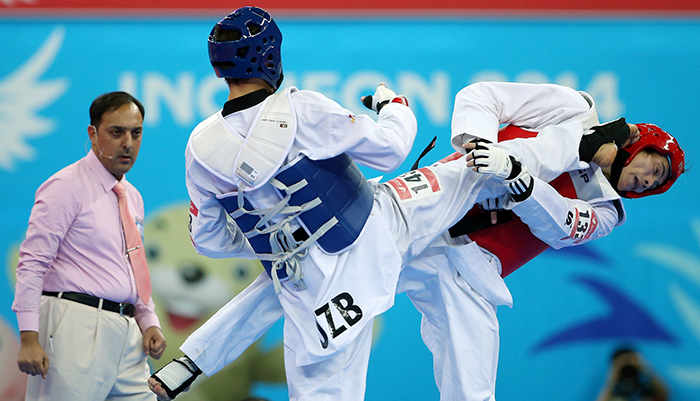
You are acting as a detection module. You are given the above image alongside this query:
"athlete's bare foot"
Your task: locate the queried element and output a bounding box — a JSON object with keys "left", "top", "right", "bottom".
{"left": 148, "top": 377, "right": 173, "bottom": 401}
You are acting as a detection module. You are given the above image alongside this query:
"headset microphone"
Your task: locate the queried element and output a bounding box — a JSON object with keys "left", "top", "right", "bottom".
{"left": 91, "top": 125, "right": 115, "bottom": 160}
{"left": 98, "top": 148, "right": 114, "bottom": 160}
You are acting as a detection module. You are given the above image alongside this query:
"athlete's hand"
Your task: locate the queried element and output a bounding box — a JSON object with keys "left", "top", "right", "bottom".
{"left": 589, "top": 124, "right": 640, "bottom": 168}
{"left": 590, "top": 143, "right": 619, "bottom": 168}
{"left": 502, "top": 164, "right": 534, "bottom": 202}
{"left": 579, "top": 118, "right": 638, "bottom": 163}
{"left": 465, "top": 142, "right": 534, "bottom": 202}
{"left": 464, "top": 142, "right": 514, "bottom": 179}
{"left": 624, "top": 123, "right": 640, "bottom": 147}
{"left": 361, "top": 83, "right": 408, "bottom": 114}
{"left": 17, "top": 331, "right": 49, "bottom": 378}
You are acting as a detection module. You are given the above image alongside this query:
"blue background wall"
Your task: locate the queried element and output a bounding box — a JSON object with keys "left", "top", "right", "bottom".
{"left": 1, "top": 17, "right": 699, "bottom": 400}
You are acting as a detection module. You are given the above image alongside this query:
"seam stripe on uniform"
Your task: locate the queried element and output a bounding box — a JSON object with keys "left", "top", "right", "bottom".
{"left": 569, "top": 207, "right": 580, "bottom": 239}
{"left": 387, "top": 179, "right": 412, "bottom": 200}
{"left": 418, "top": 167, "right": 441, "bottom": 192}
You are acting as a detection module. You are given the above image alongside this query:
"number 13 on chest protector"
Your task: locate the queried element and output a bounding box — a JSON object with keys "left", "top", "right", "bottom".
{"left": 386, "top": 167, "right": 443, "bottom": 202}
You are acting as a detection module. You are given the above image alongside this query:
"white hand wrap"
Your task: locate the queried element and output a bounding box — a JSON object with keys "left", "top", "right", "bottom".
{"left": 470, "top": 143, "right": 514, "bottom": 179}
{"left": 471, "top": 142, "right": 534, "bottom": 202}
{"left": 369, "top": 84, "right": 397, "bottom": 111}
{"left": 362, "top": 83, "right": 407, "bottom": 114}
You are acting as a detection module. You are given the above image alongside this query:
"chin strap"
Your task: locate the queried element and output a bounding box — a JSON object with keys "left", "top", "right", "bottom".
{"left": 608, "top": 149, "right": 631, "bottom": 197}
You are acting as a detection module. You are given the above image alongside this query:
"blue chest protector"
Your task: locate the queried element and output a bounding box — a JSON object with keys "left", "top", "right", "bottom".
{"left": 217, "top": 153, "right": 373, "bottom": 282}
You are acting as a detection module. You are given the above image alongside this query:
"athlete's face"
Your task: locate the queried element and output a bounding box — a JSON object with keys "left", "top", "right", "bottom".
{"left": 617, "top": 150, "right": 670, "bottom": 194}
{"left": 89, "top": 103, "right": 143, "bottom": 180}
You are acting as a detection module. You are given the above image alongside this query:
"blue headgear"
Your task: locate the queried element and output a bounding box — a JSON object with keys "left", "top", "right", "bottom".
{"left": 208, "top": 6, "right": 283, "bottom": 90}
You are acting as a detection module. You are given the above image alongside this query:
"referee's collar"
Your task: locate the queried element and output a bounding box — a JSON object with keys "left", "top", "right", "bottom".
{"left": 222, "top": 89, "right": 271, "bottom": 117}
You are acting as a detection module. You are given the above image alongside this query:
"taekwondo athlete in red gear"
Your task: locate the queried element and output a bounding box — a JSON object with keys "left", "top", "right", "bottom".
{"left": 397, "top": 81, "right": 684, "bottom": 401}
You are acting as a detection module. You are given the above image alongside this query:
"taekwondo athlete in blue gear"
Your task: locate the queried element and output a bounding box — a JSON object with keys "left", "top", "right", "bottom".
{"left": 150, "top": 6, "right": 419, "bottom": 401}
{"left": 149, "top": 7, "right": 533, "bottom": 401}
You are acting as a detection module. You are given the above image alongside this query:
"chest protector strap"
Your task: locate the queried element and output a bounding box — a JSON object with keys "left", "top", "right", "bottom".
{"left": 218, "top": 154, "right": 374, "bottom": 293}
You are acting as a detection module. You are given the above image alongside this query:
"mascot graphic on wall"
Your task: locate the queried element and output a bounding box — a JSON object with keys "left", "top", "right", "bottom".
{"left": 145, "top": 204, "right": 285, "bottom": 400}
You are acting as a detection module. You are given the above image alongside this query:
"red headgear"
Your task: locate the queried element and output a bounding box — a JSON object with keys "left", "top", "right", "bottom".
{"left": 619, "top": 124, "right": 685, "bottom": 198}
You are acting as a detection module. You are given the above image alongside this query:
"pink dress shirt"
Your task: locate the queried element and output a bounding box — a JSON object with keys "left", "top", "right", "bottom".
{"left": 12, "top": 150, "right": 160, "bottom": 333}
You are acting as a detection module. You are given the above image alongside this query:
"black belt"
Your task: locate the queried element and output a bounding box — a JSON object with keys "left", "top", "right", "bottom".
{"left": 449, "top": 210, "right": 513, "bottom": 238}
{"left": 42, "top": 291, "right": 136, "bottom": 317}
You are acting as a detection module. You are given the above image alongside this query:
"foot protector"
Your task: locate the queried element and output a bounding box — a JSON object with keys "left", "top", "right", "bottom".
{"left": 150, "top": 356, "right": 202, "bottom": 399}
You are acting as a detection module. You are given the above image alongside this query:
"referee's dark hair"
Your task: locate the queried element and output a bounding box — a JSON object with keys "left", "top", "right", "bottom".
{"left": 89, "top": 91, "right": 145, "bottom": 128}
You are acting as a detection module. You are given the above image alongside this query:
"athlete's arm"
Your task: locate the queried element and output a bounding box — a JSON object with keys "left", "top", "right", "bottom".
{"left": 506, "top": 175, "right": 623, "bottom": 249}
{"left": 451, "top": 82, "right": 592, "bottom": 152}
{"left": 486, "top": 122, "right": 588, "bottom": 183}
{"left": 291, "top": 88, "right": 417, "bottom": 173}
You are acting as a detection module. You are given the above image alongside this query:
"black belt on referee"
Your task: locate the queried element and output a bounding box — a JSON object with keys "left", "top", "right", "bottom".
{"left": 42, "top": 291, "right": 136, "bottom": 317}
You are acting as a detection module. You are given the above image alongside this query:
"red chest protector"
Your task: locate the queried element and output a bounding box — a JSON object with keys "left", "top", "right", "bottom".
{"left": 459, "top": 125, "right": 578, "bottom": 278}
